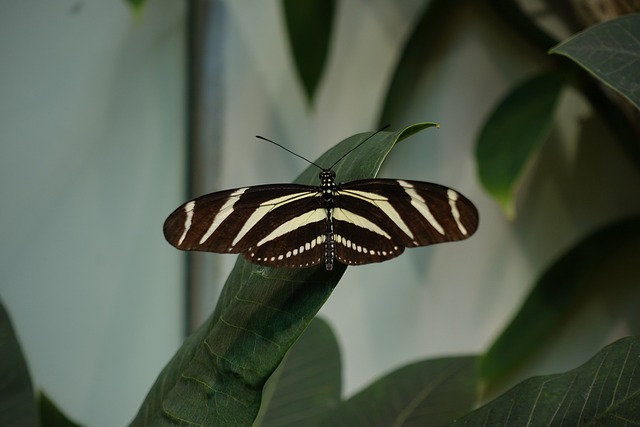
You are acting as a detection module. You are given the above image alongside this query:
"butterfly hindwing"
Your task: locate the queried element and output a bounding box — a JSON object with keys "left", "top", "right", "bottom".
{"left": 244, "top": 218, "right": 327, "bottom": 268}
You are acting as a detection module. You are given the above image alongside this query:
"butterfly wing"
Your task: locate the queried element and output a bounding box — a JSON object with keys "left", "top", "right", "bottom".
{"left": 333, "top": 179, "right": 478, "bottom": 265}
{"left": 163, "top": 183, "right": 328, "bottom": 268}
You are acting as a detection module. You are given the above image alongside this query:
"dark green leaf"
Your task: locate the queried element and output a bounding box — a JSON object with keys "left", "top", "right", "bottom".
{"left": 475, "top": 73, "right": 564, "bottom": 218}
{"left": 0, "top": 299, "right": 37, "bottom": 426}
{"left": 480, "top": 216, "right": 640, "bottom": 384}
{"left": 39, "top": 392, "right": 84, "bottom": 427}
{"left": 131, "top": 123, "right": 438, "bottom": 426}
{"left": 322, "top": 356, "right": 478, "bottom": 427}
{"left": 454, "top": 337, "right": 640, "bottom": 425}
{"left": 550, "top": 13, "right": 640, "bottom": 110}
{"left": 255, "top": 317, "right": 341, "bottom": 427}
{"left": 282, "top": 0, "right": 335, "bottom": 104}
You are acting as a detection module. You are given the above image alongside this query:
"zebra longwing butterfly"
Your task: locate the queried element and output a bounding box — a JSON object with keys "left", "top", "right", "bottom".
{"left": 163, "top": 128, "right": 478, "bottom": 271}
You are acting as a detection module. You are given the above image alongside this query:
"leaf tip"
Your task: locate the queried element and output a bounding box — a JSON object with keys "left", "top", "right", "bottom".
{"left": 501, "top": 199, "right": 517, "bottom": 220}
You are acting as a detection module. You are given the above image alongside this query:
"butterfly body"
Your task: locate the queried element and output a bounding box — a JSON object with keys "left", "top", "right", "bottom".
{"left": 163, "top": 169, "right": 478, "bottom": 271}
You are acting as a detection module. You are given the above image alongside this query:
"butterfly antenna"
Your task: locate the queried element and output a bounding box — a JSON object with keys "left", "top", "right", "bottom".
{"left": 256, "top": 135, "right": 324, "bottom": 171}
{"left": 327, "top": 124, "right": 390, "bottom": 170}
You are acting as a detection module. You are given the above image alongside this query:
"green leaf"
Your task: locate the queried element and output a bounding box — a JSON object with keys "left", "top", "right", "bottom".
{"left": 254, "top": 317, "right": 341, "bottom": 427}
{"left": 0, "top": 299, "right": 37, "bottom": 426}
{"left": 378, "top": 0, "right": 457, "bottom": 127}
{"left": 282, "top": 0, "right": 336, "bottom": 104}
{"left": 480, "top": 216, "right": 640, "bottom": 384}
{"left": 321, "top": 356, "right": 478, "bottom": 426}
{"left": 453, "top": 336, "right": 640, "bottom": 425}
{"left": 475, "top": 73, "right": 564, "bottom": 218}
{"left": 124, "top": 0, "right": 146, "bottom": 14}
{"left": 38, "top": 392, "right": 84, "bottom": 427}
{"left": 550, "top": 13, "right": 640, "bottom": 110}
{"left": 131, "top": 123, "right": 438, "bottom": 426}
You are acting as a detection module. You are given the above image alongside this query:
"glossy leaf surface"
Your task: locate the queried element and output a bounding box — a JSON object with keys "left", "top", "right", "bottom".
{"left": 455, "top": 337, "right": 640, "bottom": 425}
{"left": 322, "top": 356, "right": 478, "bottom": 426}
{"left": 550, "top": 13, "right": 640, "bottom": 110}
{"left": 255, "top": 317, "right": 341, "bottom": 427}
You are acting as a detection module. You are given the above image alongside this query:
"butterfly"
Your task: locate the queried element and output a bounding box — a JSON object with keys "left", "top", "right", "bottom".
{"left": 163, "top": 128, "right": 478, "bottom": 271}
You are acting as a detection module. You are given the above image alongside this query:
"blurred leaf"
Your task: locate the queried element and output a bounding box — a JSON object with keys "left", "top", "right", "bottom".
{"left": 480, "top": 216, "right": 640, "bottom": 384}
{"left": 550, "top": 13, "right": 640, "bottom": 110}
{"left": 321, "top": 356, "right": 478, "bottom": 426}
{"left": 131, "top": 123, "right": 438, "bottom": 426}
{"left": 254, "top": 317, "right": 341, "bottom": 427}
{"left": 0, "top": 299, "right": 37, "bottom": 426}
{"left": 282, "top": 0, "right": 335, "bottom": 104}
{"left": 453, "top": 336, "right": 640, "bottom": 425}
{"left": 125, "top": 0, "right": 146, "bottom": 13}
{"left": 378, "top": 0, "right": 458, "bottom": 126}
{"left": 475, "top": 73, "right": 564, "bottom": 218}
{"left": 39, "top": 392, "right": 84, "bottom": 427}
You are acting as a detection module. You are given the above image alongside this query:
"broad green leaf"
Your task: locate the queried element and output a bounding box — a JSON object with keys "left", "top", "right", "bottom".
{"left": 480, "top": 216, "right": 640, "bottom": 384}
{"left": 131, "top": 123, "right": 438, "bottom": 426}
{"left": 254, "top": 317, "right": 341, "bottom": 427}
{"left": 321, "top": 356, "right": 478, "bottom": 426}
{"left": 475, "top": 73, "right": 564, "bottom": 218}
{"left": 282, "top": 0, "right": 335, "bottom": 104}
{"left": 0, "top": 299, "right": 37, "bottom": 426}
{"left": 38, "top": 392, "right": 84, "bottom": 427}
{"left": 378, "top": 0, "right": 458, "bottom": 126}
{"left": 453, "top": 336, "right": 640, "bottom": 425}
{"left": 550, "top": 13, "right": 640, "bottom": 110}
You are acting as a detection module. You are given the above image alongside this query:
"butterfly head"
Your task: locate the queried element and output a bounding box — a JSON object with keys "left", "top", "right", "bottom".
{"left": 319, "top": 170, "right": 336, "bottom": 183}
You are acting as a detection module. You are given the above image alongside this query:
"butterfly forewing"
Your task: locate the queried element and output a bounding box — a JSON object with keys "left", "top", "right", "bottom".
{"left": 163, "top": 184, "right": 322, "bottom": 256}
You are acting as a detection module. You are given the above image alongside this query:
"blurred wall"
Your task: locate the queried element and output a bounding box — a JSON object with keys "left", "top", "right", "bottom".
{"left": 0, "top": 1, "right": 185, "bottom": 425}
